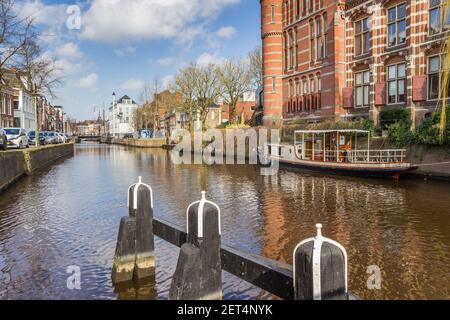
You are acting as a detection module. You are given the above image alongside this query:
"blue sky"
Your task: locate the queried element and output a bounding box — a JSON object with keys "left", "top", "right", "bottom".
{"left": 17, "top": 0, "right": 260, "bottom": 120}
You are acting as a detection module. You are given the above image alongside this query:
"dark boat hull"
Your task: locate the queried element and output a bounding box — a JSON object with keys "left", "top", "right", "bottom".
{"left": 265, "top": 158, "right": 417, "bottom": 179}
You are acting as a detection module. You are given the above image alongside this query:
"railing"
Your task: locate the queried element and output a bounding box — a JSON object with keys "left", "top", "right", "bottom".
{"left": 300, "top": 148, "right": 407, "bottom": 163}
{"left": 112, "top": 177, "right": 360, "bottom": 300}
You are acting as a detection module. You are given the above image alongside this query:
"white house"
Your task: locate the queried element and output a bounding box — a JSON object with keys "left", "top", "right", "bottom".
{"left": 14, "top": 79, "right": 35, "bottom": 132}
{"left": 4, "top": 72, "right": 36, "bottom": 132}
{"left": 108, "top": 93, "right": 138, "bottom": 138}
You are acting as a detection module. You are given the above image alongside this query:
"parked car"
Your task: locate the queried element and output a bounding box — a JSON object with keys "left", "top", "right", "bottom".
{"left": 4, "top": 128, "right": 29, "bottom": 149}
{"left": 65, "top": 134, "right": 72, "bottom": 142}
{"left": 56, "top": 132, "right": 67, "bottom": 143}
{"left": 0, "top": 128, "right": 7, "bottom": 150}
{"left": 139, "top": 129, "right": 153, "bottom": 139}
{"left": 28, "top": 131, "right": 47, "bottom": 146}
{"left": 45, "top": 131, "right": 59, "bottom": 144}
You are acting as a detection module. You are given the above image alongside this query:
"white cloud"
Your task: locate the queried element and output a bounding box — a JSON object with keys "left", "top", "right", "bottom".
{"left": 155, "top": 57, "right": 175, "bottom": 66}
{"left": 80, "top": 0, "right": 240, "bottom": 43}
{"left": 162, "top": 75, "right": 174, "bottom": 90}
{"left": 114, "top": 46, "right": 137, "bottom": 58}
{"left": 120, "top": 79, "right": 146, "bottom": 92}
{"left": 15, "top": 0, "right": 68, "bottom": 27}
{"left": 196, "top": 52, "right": 224, "bottom": 67}
{"left": 56, "top": 42, "right": 84, "bottom": 60}
{"left": 216, "top": 26, "right": 236, "bottom": 39}
{"left": 76, "top": 73, "right": 99, "bottom": 88}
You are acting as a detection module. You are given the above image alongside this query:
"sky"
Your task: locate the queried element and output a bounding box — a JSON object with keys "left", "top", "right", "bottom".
{"left": 16, "top": 0, "right": 261, "bottom": 120}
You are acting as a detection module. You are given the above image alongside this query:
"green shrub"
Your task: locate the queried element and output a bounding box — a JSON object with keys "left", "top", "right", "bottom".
{"left": 380, "top": 109, "right": 411, "bottom": 130}
{"left": 415, "top": 117, "right": 441, "bottom": 145}
{"left": 387, "top": 120, "right": 415, "bottom": 147}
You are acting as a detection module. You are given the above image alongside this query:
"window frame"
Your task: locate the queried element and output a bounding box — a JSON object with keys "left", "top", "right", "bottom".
{"left": 427, "top": 54, "right": 450, "bottom": 100}
{"left": 386, "top": 62, "right": 407, "bottom": 105}
{"left": 428, "top": 0, "right": 450, "bottom": 35}
{"left": 354, "top": 17, "right": 371, "bottom": 56}
{"left": 387, "top": 3, "right": 407, "bottom": 47}
{"left": 354, "top": 70, "right": 371, "bottom": 108}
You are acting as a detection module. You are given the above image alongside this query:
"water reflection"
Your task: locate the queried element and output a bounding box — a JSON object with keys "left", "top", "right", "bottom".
{"left": 0, "top": 143, "right": 449, "bottom": 300}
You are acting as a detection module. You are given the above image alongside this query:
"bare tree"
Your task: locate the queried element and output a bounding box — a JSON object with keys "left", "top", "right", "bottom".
{"left": 217, "top": 58, "right": 253, "bottom": 123}
{"left": 151, "top": 76, "right": 161, "bottom": 133}
{"left": 171, "top": 63, "right": 200, "bottom": 131}
{"left": 0, "top": 0, "right": 34, "bottom": 85}
{"left": 248, "top": 46, "right": 263, "bottom": 89}
{"left": 17, "top": 37, "right": 62, "bottom": 98}
{"left": 195, "top": 63, "right": 222, "bottom": 128}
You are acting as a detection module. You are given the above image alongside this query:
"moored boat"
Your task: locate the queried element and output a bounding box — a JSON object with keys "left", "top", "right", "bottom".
{"left": 260, "top": 129, "right": 417, "bottom": 179}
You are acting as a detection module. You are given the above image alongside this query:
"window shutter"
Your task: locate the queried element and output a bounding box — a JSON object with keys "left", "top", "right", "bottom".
{"left": 342, "top": 88, "right": 354, "bottom": 109}
{"left": 412, "top": 75, "right": 427, "bottom": 102}
{"left": 374, "top": 82, "right": 386, "bottom": 106}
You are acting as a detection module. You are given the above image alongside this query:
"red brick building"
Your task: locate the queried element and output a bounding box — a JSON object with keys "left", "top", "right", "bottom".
{"left": 260, "top": 0, "right": 450, "bottom": 127}
{"left": 0, "top": 80, "right": 15, "bottom": 128}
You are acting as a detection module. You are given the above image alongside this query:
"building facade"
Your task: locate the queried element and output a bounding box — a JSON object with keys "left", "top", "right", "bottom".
{"left": 108, "top": 93, "right": 138, "bottom": 137}
{"left": 0, "top": 81, "right": 15, "bottom": 128}
{"left": 260, "top": 0, "right": 450, "bottom": 127}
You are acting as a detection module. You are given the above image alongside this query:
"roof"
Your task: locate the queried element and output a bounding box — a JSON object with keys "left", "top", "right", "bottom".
{"left": 295, "top": 129, "right": 369, "bottom": 134}
{"left": 117, "top": 95, "right": 137, "bottom": 104}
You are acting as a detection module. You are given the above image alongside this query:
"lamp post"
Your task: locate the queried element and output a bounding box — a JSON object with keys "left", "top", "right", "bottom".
{"left": 32, "top": 83, "right": 40, "bottom": 148}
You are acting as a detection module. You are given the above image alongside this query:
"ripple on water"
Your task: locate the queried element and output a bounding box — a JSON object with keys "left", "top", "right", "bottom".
{"left": 0, "top": 143, "right": 449, "bottom": 300}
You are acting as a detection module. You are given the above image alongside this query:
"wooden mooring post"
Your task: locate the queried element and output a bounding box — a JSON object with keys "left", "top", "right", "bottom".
{"left": 169, "top": 191, "right": 222, "bottom": 300}
{"left": 112, "top": 178, "right": 358, "bottom": 300}
{"left": 112, "top": 177, "right": 155, "bottom": 283}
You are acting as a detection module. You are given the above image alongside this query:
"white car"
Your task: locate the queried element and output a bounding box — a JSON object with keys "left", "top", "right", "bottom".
{"left": 56, "top": 132, "right": 67, "bottom": 143}
{"left": 5, "top": 128, "right": 29, "bottom": 149}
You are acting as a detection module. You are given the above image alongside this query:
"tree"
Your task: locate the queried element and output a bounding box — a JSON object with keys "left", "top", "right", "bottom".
{"left": 217, "top": 58, "right": 253, "bottom": 123}
{"left": 248, "top": 46, "right": 263, "bottom": 89}
{"left": 195, "top": 63, "right": 222, "bottom": 128}
{"left": 17, "top": 37, "right": 61, "bottom": 98}
{"left": 0, "top": 0, "right": 34, "bottom": 85}
{"left": 171, "top": 63, "right": 200, "bottom": 131}
{"left": 440, "top": 0, "right": 450, "bottom": 144}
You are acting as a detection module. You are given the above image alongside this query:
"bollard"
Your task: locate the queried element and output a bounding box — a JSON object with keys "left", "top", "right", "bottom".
{"left": 112, "top": 177, "right": 155, "bottom": 284}
{"left": 134, "top": 182, "right": 155, "bottom": 279}
{"left": 293, "top": 224, "right": 348, "bottom": 300}
{"left": 169, "top": 191, "right": 222, "bottom": 300}
{"left": 112, "top": 216, "right": 136, "bottom": 283}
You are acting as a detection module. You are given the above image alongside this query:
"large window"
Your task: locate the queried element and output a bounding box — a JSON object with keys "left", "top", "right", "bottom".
{"left": 271, "top": 5, "right": 275, "bottom": 23}
{"left": 387, "top": 63, "right": 406, "bottom": 104}
{"left": 289, "top": 31, "right": 294, "bottom": 69}
{"left": 387, "top": 3, "right": 406, "bottom": 47}
{"left": 310, "top": 21, "right": 315, "bottom": 62}
{"left": 323, "top": 14, "right": 328, "bottom": 58}
{"left": 429, "top": 0, "right": 450, "bottom": 35}
{"left": 428, "top": 55, "right": 450, "bottom": 100}
{"left": 355, "top": 70, "right": 370, "bottom": 107}
{"left": 355, "top": 17, "right": 370, "bottom": 56}
{"left": 316, "top": 18, "right": 323, "bottom": 60}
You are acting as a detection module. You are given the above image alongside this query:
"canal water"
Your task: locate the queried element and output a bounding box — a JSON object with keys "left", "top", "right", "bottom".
{"left": 0, "top": 143, "right": 449, "bottom": 300}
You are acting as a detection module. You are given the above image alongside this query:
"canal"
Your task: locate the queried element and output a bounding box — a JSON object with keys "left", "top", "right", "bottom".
{"left": 0, "top": 143, "right": 449, "bottom": 300}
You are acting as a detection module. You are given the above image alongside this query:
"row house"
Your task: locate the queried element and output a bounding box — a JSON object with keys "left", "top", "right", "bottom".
{"left": 260, "top": 0, "right": 450, "bottom": 127}
{"left": 0, "top": 78, "right": 15, "bottom": 128}
{"left": 342, "top": 0, "right": 450, "bottom": 127}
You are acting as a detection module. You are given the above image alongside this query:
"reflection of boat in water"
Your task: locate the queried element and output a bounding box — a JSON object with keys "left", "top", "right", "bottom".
{"left": 260, "top": 129, "right": 417, "bottom": 179}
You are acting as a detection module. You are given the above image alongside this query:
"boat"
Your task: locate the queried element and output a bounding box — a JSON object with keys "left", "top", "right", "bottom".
{"left": 259, "top": 129, "right": 417, "bottom": 179}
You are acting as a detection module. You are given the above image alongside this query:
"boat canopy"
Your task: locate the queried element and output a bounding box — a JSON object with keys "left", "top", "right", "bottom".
{"left": 294, "top": 129, "right": 369, "bottom": 134}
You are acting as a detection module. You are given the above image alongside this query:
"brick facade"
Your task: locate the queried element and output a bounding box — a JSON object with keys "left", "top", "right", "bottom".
{"left": 260, "top": 0, "right": 450, "bottom": 127}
